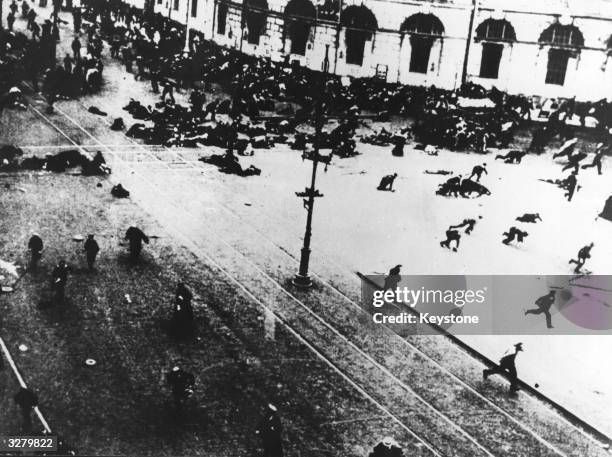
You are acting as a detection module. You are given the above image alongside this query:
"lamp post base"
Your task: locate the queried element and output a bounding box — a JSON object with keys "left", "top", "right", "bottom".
{"left": 292, "top": 273, "right": 312, "bottom": 289}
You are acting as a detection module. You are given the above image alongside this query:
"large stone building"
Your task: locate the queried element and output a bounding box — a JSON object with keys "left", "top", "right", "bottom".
{"left": 134, "top": 0, "right": 612, "bottom": 101}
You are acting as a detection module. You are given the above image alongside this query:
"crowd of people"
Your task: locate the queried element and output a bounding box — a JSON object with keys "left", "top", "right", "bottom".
{"left": 0, "top": 0, "right": 104, "bottom": 114}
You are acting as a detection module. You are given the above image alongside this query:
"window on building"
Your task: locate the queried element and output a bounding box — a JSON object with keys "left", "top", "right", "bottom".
{"left": 243, "top": 0, "right": 268, "bottom": 45}
{"left": 340, "top": 5, "right": 377, "bottom": 66}
{"left": 191, "top": 0, "right": 198, "bottom": 16}
{"left": 284, "top": 0, "right": 316, "bottom": 55}
{"left": 475, "top": 19, "right": 516, "bottom": 42}
{"left": 401, "top": 13, "right": 444, "bottom": 74}
{"left": 539, "top": 23, "right": 584, "bottom": 48}
{"left": 545, "top": 48, "right": 570, "bottom": 85}
{"left": 345, "top": 30, "right": 368, "bottom": 65}
{"left": 409, "top": 35, "right": 433, "bottom": 73}
{"left": 479, "top": 42, "right": 503, "bottom": 78}
{"left": 173, "top": 0, "right": 179, "bottom": 10}
{"left": 217, "top": 2, "right": 228, "bottom": 34}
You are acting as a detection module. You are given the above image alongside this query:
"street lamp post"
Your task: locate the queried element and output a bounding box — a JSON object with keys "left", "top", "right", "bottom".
{"left": 184, "top": 0, "right": 191, "bottom": 52}
{"left": 292, "top": 52, "right": 331, "bottom": 289}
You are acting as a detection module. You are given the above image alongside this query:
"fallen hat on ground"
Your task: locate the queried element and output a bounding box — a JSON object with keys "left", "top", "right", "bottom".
{"left": 72, "top": 235, "right": 84, "bottom": 242}
{"left": 85, "top": 358, "right": 97, "bottom": 366}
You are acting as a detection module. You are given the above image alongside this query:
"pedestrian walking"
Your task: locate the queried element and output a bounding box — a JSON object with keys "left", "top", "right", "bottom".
{"left": 172, "top": 282, "right": 194, "bottom": 334}
{"left": 28, "top": 234, "right": 43, "bottom": 270}
{"left": 483, "top": 342, "right": 523, "bottom": 394}
{"left": 83, "top": 234, "right": 100, "bottom": 270}
{"left": 7, "top": 11, "right": 15, "bottom": 31}
{"left": 124, "top": 226, "right": 149, "bottom": 260}
{"left": 71, "top": 36, "right": 81, "bottom": 60}
{"left": 524, "top": 290, "right": 556, "bottom": 328}
{"left": 255, "top": 404, "right": 284, "bottom": 457}
{"left": 51, "top": 260, "right": 69, "bottom": 305}
{"left": 165, "top": 366, "right": 195, "bottom": 412}
{"left": 14, "top": 387, "right": 38, "bottom": 432}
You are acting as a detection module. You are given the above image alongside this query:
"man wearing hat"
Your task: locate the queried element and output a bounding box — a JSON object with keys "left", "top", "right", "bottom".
{"left": 83, "top": 234, "right": 100, "bottom": 270}
{"left": 166, "top": 366, "right": 195, "bottom": 412}
{"left": 483, "top": 343, "right": 523, "bottom": 394}
{"left": 255, "top": 403, "right": 284, "bottom": 457}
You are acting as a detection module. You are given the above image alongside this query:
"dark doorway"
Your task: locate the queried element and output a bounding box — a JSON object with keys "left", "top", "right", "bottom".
{"left": 284, "top": 0, "right": 316, "bottom": 55}
{"left": 243, "top": 0, "right": 268, "bottom": 45}
{"left": 409, "top": 35, "right": 433, "bottom": 73}
{"left": 479, "top": 42, "right": 503, "bottom": 79}
{"left": 546, "top": 48, "right": 570, "bottom": 85}
{"left": 340, "top": 5, "right": 377, "bottom": 66}
{"left": 217, "top": 2, "right": 228, "bottom": 34}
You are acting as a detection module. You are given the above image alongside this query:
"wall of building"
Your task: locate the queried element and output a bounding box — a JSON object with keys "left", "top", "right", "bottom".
{"left": 132, "top": 0, "right": 612, "bottom": 101}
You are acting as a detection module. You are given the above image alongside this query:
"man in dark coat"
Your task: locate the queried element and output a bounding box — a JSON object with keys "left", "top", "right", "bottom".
{"left": 383, "top": 264, "right": 401, "bottom": 292}
{"left": 563, "top": 171, "right": 578, "bottom": 202}
{"left": 173, "top": 282, "right": 194, "bottom": 333}
{"left": 7, "top": 11, "right": 16, "bottom": 31}
{"left": 83, "top": 234, "right": 100, "bottom": 270}
{"left": 377, "top": 173, "right": 398, "bottom": 191}
{"left": 125, "top": 226, "right": 149, "bottom": 260}
{"left": 28, "top": 234, "right": 43, "bottom": 270}
{"left": 71, "top": 36, "right": 81, "bottom": 60}
{"left": 483, "top": 342, "right": 523, "bottom": 394}
{"left": 51, "top": 260, "right": 69, "bottom": 304}
{"left": 255, "top": 404, "right": 284, "bottom": 457}
{"left": 582, "top": 142, "right": 606, "bottom": 175}
{"left": 469, "top": 163, "right": 487, "bottom": 182}
{"left": 524, "top": 290, "right": 556, "bottom": 328}
{"left": 166, "top": 366, "right": 195, "bottom": 412}
{"left": 14, "top": 387, "right": 38, "bottom": 432}
{"left": 569, "top": 242, "right": 594, "bottom": 273}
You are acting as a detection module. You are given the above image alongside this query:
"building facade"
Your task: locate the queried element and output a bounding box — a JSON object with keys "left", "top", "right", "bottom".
{"left": 140, "top": 0, "right": 612, "bottom": 101}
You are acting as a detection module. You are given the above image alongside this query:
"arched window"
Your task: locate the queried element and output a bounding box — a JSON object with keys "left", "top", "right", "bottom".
{"left": 400, "top": 13, "right": 444, "bottom": 74}
{"left": 284, "top": 0, "right": 316, "bottom": 55}
{"left": 475, "top": 19, "right": 516, "bottom": 42}
{"left": 340, "top": 5, "right": 377, "bottom": 66}
{"left": 539, "top": 23, "right": 584, "bottom": 86}
{"left": 475, "top": 19, "right": 516, "bottom": 79}
{"left": 539, "top": 23, "right": 584, "bottom": 48}
{"left": 242, "top": 0, "right": 268, "bottom": 45}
